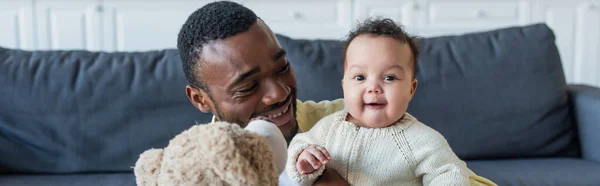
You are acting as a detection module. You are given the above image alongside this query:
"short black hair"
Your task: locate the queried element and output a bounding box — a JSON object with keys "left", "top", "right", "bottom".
{"left": 343, "top": 17, "right": 419, "bottom": 78}
{"left": 177, "top": 1, "right": 258, "bottom": 91}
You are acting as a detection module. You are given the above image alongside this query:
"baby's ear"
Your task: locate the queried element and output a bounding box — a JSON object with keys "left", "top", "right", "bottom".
{"left": 134, "top": 149, "right": 164, "bottom": 186}
{"left": 410, "top": 79, "right": 418, "bottom": 98}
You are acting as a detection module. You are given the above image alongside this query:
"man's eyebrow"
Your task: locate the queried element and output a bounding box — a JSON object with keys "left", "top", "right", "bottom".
{"left": 232, "top": 66, "right": 260, "bottom": 85}
{"left": 272, "top": 49, "right": 286, "bottom": 61}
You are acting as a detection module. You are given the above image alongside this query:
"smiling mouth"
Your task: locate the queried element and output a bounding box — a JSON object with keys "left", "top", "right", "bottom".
{"left": 251, "top": 95, "right": 293, "bottom": 126}
{"left": 265, "top": 102, "right": 290, "bottom": 119}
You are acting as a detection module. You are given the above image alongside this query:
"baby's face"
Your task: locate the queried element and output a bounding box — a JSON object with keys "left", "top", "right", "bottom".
{"left": 342, "top": 35, "right": 418, "bottom": 128}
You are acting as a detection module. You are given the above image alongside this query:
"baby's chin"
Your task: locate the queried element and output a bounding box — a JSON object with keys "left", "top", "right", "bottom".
{"left": 351, "top": 116, "right": 395, "bottom": 128}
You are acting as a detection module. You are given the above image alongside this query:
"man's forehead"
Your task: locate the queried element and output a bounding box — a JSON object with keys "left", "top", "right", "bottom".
{"left": 202, "top": 42, "right": 241, "bottom": 67}
{"left": 203, "top": 36, "right": 280, "bottom": 67}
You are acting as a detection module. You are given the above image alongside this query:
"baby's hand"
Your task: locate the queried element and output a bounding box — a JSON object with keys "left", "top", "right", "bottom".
{"left": 296, "top": 145, "right": 331, "bottom": 174}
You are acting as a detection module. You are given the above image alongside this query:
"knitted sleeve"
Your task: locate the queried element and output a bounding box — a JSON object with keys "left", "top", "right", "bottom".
{"left": 286, "top": 113, "right": 337, "bottom": 186}
{"left": 406, "top": 123, "right": 471, "bottom": 185}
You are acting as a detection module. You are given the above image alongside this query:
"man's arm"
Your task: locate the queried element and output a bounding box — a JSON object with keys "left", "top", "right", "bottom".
{"left": 313, "top": 168, "right": 350, "bottom": 186}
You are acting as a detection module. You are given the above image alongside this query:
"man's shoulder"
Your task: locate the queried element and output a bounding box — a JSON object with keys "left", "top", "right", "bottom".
{"left": 295, "top": 98, "right": 345, "bottom": 132}
{"left": 296, "top": 98, "right": 345, "bottom": 114}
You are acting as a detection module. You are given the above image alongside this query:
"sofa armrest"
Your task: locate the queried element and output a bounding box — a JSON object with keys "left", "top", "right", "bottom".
{"left": 567, "top": 84, "right": 600, "bottom": 163}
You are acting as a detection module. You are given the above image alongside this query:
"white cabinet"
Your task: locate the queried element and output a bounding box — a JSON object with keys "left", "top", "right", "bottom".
{"left": 574, "top": 2, "right": 600, "bottom": 86}
{"left": 353, "top": 0, "right": 418, "bottom": 34}
{"left": 243, "top": 0, "right": 352, "bottom": 40}
{"left": 533, "top": 1, "right": 579, "bottom": 84}
{"left": 0, "top": 0, "right": 599, "bottom": 87}
{"left": 0, "top": 1, "right": 35, "bottom": 50}
{"left": 353, "top": 0, "right": 532, "bottom": 37}
{"left": 415, "top": 1, "right": 532, "bottom": 37}
{"left": 532, "top": 1, "right": 600, "bottom": 86}
{"left": 101, "top": 1, "right": 207, "bottom": 52}
{"left": 35, "top": 0, "right": 101, "bottom": 50}
{"left": 353, "top": 0, "right": 600, "bottom": 87}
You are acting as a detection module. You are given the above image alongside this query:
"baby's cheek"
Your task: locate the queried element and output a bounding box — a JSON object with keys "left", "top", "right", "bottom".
{"left": 390, "top": 96, "right": 410, "bottom": 116}
{"left": 345, "top": 94, "right": 363, "bottom": 112}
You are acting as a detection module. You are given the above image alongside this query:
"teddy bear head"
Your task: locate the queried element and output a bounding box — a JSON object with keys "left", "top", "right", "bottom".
{"left": 134, "top": 121, "right": 278, "bottom": 186}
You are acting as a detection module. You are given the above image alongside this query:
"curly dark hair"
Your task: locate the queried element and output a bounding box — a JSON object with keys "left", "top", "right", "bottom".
{"left": 177, "top": 1, "right": 258, "bottom": 91}
{"left": 344, "top": 18, "right": 419, "bottom": 78}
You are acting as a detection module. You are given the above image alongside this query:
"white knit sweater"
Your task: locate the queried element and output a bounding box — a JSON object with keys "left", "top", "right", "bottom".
{"left": 286, "top": 110, "right": 472, "bottom": 186}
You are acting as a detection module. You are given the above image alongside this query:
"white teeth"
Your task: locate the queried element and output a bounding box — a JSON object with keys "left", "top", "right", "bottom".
{"left": 265, "top": 104, "right": 289, "bottom": 119}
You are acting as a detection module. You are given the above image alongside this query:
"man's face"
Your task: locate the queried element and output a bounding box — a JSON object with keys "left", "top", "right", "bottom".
{"left": 186, "top": 20, "right": 298, "bottom": 140}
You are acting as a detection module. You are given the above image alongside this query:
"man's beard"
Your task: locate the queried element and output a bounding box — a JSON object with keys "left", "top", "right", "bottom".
{"left": 209, "top": 94, "right": 248, "bottom": 127}
{"left": 207, "top": 94, "right": 227, "bottom": 124}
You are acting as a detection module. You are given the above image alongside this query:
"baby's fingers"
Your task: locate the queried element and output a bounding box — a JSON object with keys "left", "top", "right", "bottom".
{"left": 315, "top": 146, "right": 331, "bottom": 159}
{"left": 297, "top": 159, "right": 315, "bottom": 174}
{"left": 307, "top": 146, "right": 329, "bottom": 164}
{"left": 302, "top": 152, "right": 321, "bottom": 170}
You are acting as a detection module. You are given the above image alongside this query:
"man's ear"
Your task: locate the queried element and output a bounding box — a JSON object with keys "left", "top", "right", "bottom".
{"left": 186, "top": 85, "right": 213, "bottom": 113}
{"left": 410, "top": 79, "right": 418, "bottom": 99}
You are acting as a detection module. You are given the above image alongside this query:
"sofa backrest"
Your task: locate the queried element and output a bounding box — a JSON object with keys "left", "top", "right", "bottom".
{"left": 0, "top": 23, "right": 580, "bottom": 174}
{"left": 277, "top": 23, "right": 579, "bottom": 160}
{"left": 0, "top": 49, "right": 212, "bottom": 173}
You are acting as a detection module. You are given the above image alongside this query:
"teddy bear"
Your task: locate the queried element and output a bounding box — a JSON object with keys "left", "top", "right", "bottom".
{"left": 133, "top": 120, "right": 288, "bottom": 186}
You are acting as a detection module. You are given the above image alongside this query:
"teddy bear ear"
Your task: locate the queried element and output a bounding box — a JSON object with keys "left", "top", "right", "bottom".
{"left": 134, "top": 149, "right": 164, "bottom": 186}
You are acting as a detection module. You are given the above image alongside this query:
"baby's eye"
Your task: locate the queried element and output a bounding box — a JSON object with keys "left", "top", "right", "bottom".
{"left": 354, "top": 75, "right": 365, "bottom": 81}
{"left": 384, "top": 76, "right": 396, "bottom": 81}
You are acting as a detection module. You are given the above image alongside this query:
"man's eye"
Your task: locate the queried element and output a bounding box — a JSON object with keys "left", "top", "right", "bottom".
{"left": 354, "top": 75, "right": 365, "bottom": 81}
{"left": 277, "top": 62, "right": 291, "bottom": 74}
{"left": 239, "top": 83, "right": 258, "bottom": 93}
{"left": 384, "top": 76, "right": 396, "bottom": 81}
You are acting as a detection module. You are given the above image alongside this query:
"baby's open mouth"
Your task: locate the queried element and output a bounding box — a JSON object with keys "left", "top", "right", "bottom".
{"left": 364, "top": 102, "right": 386, "bottom": 110}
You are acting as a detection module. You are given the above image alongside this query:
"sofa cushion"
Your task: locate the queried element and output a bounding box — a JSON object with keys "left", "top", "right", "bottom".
{"left": 0, "top": 172, "right": 135, "bottom": 186}
{"left": 409, "top": 23, "right": 577, "bottom": 159}
{"left": 0, "top": 48, "right": 211, "bottom": 173}
{"left": 277, "top": 23, "right": 578, "bottom": 160}
{"left": 468, "top": 158, "right": 600, "bottom": 186}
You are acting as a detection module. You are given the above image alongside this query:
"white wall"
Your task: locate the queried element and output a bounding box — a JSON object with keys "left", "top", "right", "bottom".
{"left": 1, "top": 0, "right": 599, "bottom": 87}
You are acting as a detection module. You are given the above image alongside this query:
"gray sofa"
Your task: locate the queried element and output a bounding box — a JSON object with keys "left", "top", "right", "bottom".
{"left": 1, "top": 23, "right": 599, "bottom": 186}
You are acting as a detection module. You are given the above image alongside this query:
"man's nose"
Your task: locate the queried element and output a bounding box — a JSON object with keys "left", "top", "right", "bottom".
{"left": 262, "top": 79, "right": 290, "bottom": 105}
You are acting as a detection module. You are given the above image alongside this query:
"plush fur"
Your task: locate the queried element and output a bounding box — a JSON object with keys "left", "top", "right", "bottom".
{"left": 134, "top": 122, "right": 278, "bottom": 186}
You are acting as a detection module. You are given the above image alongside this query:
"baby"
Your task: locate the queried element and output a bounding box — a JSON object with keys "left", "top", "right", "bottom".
{"left": 285, "top": 18, "right": 497, "bottom": 186}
